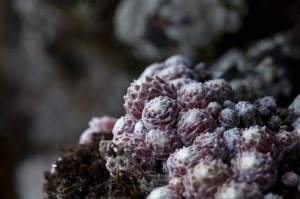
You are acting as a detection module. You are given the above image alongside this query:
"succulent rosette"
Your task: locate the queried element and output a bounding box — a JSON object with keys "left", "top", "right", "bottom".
{"left": 113, "top": 133, "right": 155, "bottom": 171}
{"left": 176, "top": 108, "right": 216, "bottom": 145}
{"left": 133, "top": 120, "right": 148, "bottom": 135}
{"left": 204, "top": 79, "right": 235, "bottom": 103}
{"left": 281, "top": 171, "right": 299, "bottom": 187}
{"left": 235, "top": 101, "right": 259, "bottom": 127}
{"left": 112, "top": 114, "right": 136, "bottom": 136}
{"left": 79, "top": 116, "right": 117, "bottom": 145}
{"left": 139, "top": 55, "right": 194, "bottom": 81}
{"left": 124, "top": 76, "right": 176, "bottom": 120}
{"left": 255, "top": 96, "right": 277, "bottom": 117}
{"left": 183, "top": 159, "right": 232, "bottom": 199}
{"left": 168, "top": 177, "right": 185, "bottom": 196}
{"left": 166, "top": 146, "right": 213, "bottom": 178}
{"left": 223, "top": 127, "right": 242, "bottom": 158}
{"left": 177, "top": 82, "right": 217, "bottom": 109}
{"left": 206, "top": 101, "right": 223, "bottom": 119}
{"left": 267, "top": 115, "right": 282, "bottom": 130}
{"left": 142, "top": 96, "right": 179, "bottom": 129}
{"left": 145, "top": 127, "right": 182, "bottom": 160}
{"left": 193, "top": 132, "right": 228, "bottom": 160}
{"left": 147, "top": 186, "right": 183, "bottom": 199}
{"left": 276, "top": 130, "right": 299, "bottom": 154}
{"left": 106, "top": 155, "right": 136, "bottom": 176}
{"left": 215, "top": 180, "right": 263, "bottom": 199}
{"left": 223, "top": 100, "right": 236, "bottom": 109}
{"left": 264, "top": 193, "right": 285, "bottom": 199}
{"left": 231, "top": 150, "right": 277, "bottom": 191}
{"left": 138, "top": 171, "right": 169, "bottom": 196}
{"left": 169, "top": 77, "right": 196, "bottom": 90}
{"left": 218, "top": 108, "right": 240, "bottom": 128}
{"left": 237, "top": 125, "right": 284, "bottom": 162}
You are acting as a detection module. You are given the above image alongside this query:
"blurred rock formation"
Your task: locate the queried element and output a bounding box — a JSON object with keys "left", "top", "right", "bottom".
{"left": 114, "top": 0, "right": 247, "bottom": 61}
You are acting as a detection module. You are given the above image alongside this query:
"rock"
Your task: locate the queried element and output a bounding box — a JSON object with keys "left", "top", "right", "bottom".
{"left": 114, "top": 0, "right": 247, "bottom": 61}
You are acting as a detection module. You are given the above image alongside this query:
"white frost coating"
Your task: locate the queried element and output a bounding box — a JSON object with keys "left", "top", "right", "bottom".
{"left": 224, "top": 128, "right": 240, "bottom": 151}
{"left": 202, "top": 135, "right": 215, "bottom": 145}
{"left": 175, "top": 147, "right": 195, "bottom": 163}
{"left": 159, "top": 66, "right": 177, "bottom": 78}
{"left": 240, "top": 153, "right": 259, "bottom": 171}
{"left": 88, "top": 116, "right": 117, "bottom": 133}
{"left": 184, "top": 109, "right": 201, "bottom": 125}
{"left": 193, "top": 163, "right": 213, "bottom": 185}
{"left": 242, "top": 126, "right": 260, "bottom": 143}
{"left": 134, "top": 121, "right": 145, "bottom": 134}
{"left": 205, "top": 79, "right": 226, "bottom": 87}
{"left": 112, "top": 117, "right": 126, "bottom": 134}
{"left": 89, "top": 117, "right": 105, "bottom": 132}
{"left": 196, "top": 133, "right": 216, "bottom": 146}
{"left": 236, "top": 101, "right": 255, "bottom": 115}
{"left": 148, "top": 98, "right": 168, "bottom": 113}
{"left": 79, "top": 129, "right": 93, "bottom": 145}
{"left": 219, "top": 186, "right": 243, "bottom": 199}
{"left": 169, "top": 78, "right": 195, "bottom": 89}
{"left": 147, "top": 187, "right": 174, "bottom": 199}
{"left": 147, "top": 129, "right": 170, "bottom": 148}
{"left": 139, "top": 63, "right": 164, "bottom": 79}
{"left": 183, "top": 82, "right": 202, "bottom": 94}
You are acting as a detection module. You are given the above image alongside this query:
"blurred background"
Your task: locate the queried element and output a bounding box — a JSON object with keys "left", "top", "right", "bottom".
{"left": 0, "top": 0, "right": 299, "bottom": 198}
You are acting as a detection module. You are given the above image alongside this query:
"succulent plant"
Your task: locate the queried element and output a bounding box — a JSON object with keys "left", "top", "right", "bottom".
{"left": 193, "top": 132, "right": 228, "bottom": 160}
{"left": 106, "top": 155, "right": 136, "bottom": 176}
{"left": 79, "top": 116, "right": 117, "bottom": 145}
{"left": 176, "top": 108, "right": 216, "bottom": 145}
{"left": 183, "top": 159, "right": 232, "bottom": 199}
{"left": 133, "top": 120, "right": 148, "bottom": 135}
{"left": 223, "top": 100, "right": 236, "bottom": 109}
{"left": 45, "top": 55, "right": 300, "bottom": 199}
{"left": 235, "top": 101, "right": 258, "bottom": 127}
{"left": 267, "top": 115, "right": 282, "bottom": 130}
{"left": 255, "top": 96, "right": 277, "bottom": 117}
{"left": 215, "top": 180, "right": 263, "bottom": 199}
{"left": 205, "top": 79, "right": 235, "bottom": 103}
{"left": 112, "top": 114, "right": 136, "bottom": 136}
{"left": 237, "top": 125, "right": 284, "bottom": 162}
{"left": 147, "top": 186, "right": 183, "bottom": 199}
{"left": 168, "top": 77, "right": 196, "bottom": 90}
{"left": 223, "top": 127, "right": 242, "bottom": 158}
{"left": 218, "top": 108, "right": 240, "bottom": 128}
{"left": 139, "top": 55, "right": 194, "bottom": 81}
{"left": 231, "top": 150, "right": 277, "bottom": 191}
{"left": 145, "top": 127, "right": 182, "bottom": 160}
{"left": 142, "top": 96, "right": 179, "bottom": 129}
{"left": 113, "top": 133, "right": 155, "bottom": 171}
{"left": 206, "top": 101, "right": 223, "bottom": 119}
{"left": 264, "top": 193, "right": 285, "bottom": 199}
{"left": 166, "top": 146, "right": 213, "bottom": 178}
{"left": 281, "top": 171, "right": 299, "bottom": 187}
{"left": 124, "top": 76, "right": 176, "bottom": 120}
{"left": 177, "top": 82, "right": 217, "bottom": 109}
{"left": 276, "top": 130, "right": 299, "bottom": 154}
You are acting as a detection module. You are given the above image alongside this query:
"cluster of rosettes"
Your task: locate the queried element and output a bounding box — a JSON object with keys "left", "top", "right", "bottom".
{"left": 80, "top": 55, "right": 300, "bottom": 198}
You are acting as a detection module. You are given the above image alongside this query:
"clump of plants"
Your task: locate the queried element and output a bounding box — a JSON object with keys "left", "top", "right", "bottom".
{"left": 44, "top": 55, "right": 300, "bottom": 199}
